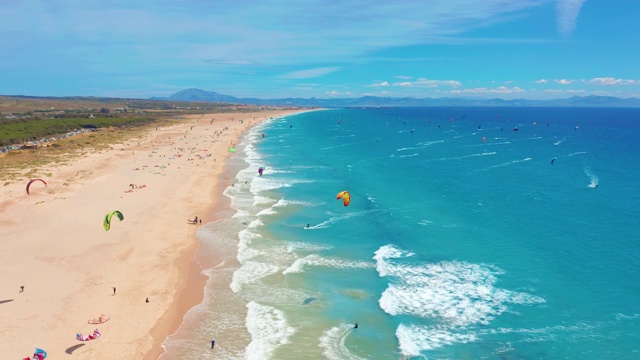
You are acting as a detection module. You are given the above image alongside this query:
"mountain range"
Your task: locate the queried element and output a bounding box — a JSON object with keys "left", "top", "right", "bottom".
{"left": 151, "top": 88, "right": 640, "bottom": 108}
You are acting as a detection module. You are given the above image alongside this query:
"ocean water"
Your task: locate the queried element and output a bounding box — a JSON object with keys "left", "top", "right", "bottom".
{"left": 161, "top": 107, "right": 640, "bottom": 359}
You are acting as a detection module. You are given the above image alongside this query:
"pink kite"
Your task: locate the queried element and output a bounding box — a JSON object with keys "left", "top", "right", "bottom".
{"left": 76, "top": 329, "right": 101, "bottom": 341}
{"left": 26, "top": 178, "right": 47, "bottom": 195}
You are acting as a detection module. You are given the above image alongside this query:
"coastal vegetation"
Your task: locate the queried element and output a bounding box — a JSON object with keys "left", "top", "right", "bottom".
{"left": 0, "top": 95, "right": 284, "bottom": 182}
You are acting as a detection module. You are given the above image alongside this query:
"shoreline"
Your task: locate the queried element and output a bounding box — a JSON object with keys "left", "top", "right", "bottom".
{"left": 151, "top": 131, "right": 251, "bottom": 360}
{"left": 0, "top": 109, "right": 309, "bottom": 359}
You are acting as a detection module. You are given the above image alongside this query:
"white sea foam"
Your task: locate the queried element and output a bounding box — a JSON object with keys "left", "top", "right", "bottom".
{"left": 475, "top": 157, "right": 532, "bottom": 172}
{"left": 398, "top": 153, "right": 420, "bottom": 158}
{"left": 257, "top": 207, "right": 278, "bottom": 216}
{"left": 321, "top": 140, "right": 367, "bottom": 150}
{"left": 319, "top": 323, "right": 365, "bottom": 360}
{"left": 396, "top": 140, "right": 444, "bottom": 152}
{"left": 247, "top": 218, "right": 263, "bottom": 228}
{"left": 397, "top": 146, "right": 421, "bottom": 151}
{"left": 231, "top": 209, "right": 252, "bottom": 218}
{"left": 433, "top": 151, "right": 497, "bottom": 161}
{"left": 273, "top": 198, "right": 318, "bottom": 208}
{"left": 366, "top": 193, "right": 377, "bottom": 204}
{"left": 290, "top": 165, "right": 332, "bottom": 170}
{"left": 584, "top": 167, "right": 599, "bottom": 188}
{"left": 286, "top": 242, "right": 333, "bottom": 253}
{"left": 265, "top": 169, "right": 294, "bottom": 174}
{"left": 373, "top": 244, "right": 414, "bottom": 277}
{"left": 397, "top": 323, "right": 478, "bottom": 356}
{"left": 417, "top": 219, "right": 433, "bottom": 226}
{"left": 378, "top": 259, "right": 544, "bottom": 326}
{"left": 375, "top": 244, "right": 545, "bottom": 355}
{"left": 250, "top": 177, "right": 314, "bottom": 193}
{"left": 230, "top": 261, "right": 280, "bottom": 293}
{"left": 308, "top": 210, "right": 376, "bottom": 229}
{"left": 283, "top": 254, "right": 374, "bottom": 274}
{"left": 554, "top": 138, "right": 566, "bottom": 146}
{"left": 253, "top": 195, "right": 275, "bottom": 206}
{"left": 568, "top": 151, "right": 587, "bottom": 157}
{"left": 418, "top": 140, "right": 445, "bottom": 146}
{"left": 246, "top": 302, "right": 295, "bottom": 360}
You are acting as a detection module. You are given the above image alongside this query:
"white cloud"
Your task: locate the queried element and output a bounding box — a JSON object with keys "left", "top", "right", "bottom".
{"left": 555, "top": 79, "right": 574, "bottom": 85}
{"left": 535, "top": 79, "right": 548, "bottom": 83}
{"left": 0, "top": 0, "right": 550, "bottom": 67}
{"left": 450, "top": 86, "right": 524, "bottom": 94}
{"left": 395, "top": 75, "right": 413, "bottom": 80}
{"left": 282, "top": 67, "right": 340, "bottom": 79}
{"left": 542, "top": 89, "right": 585, "bottom": 93}
{"left": 392, "top": 78, "right": 461, "bottom": 88}
{"left": 371, "top": 81, "right": 390, "bottom": 87}
{"left": 556, "top": 0, "right": 586, "bottom": 37}
{"left": 589, "top": 77, "right": 638, "bottom": 85}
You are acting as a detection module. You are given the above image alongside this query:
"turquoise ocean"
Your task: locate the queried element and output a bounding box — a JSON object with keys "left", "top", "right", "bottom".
{"left": 161, "top": 107, "right": 640, "bottom": 359}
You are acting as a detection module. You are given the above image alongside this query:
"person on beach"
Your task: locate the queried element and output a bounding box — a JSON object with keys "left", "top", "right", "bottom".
{"left": 146, "top": 297, "right": 149, "bottom": 303}
{"left": 211, "top": 339, "right": 216, "bottom": 349}
{"left": 20, "top": 285, "right": 24, "bottom": 292}
{"left": 112, "top": 287, "right": 116, "bottom": 295}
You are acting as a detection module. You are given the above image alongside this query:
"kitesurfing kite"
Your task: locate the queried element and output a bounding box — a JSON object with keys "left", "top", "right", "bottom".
{"left": 76, "top": 329, "right": 101, "bottom": 341}
{"left": 258, "top": 167, "right": 264, "bottom": 176}
{"left": 26, "top": 178, "right": 47, "bottom": 195}
{"left": 22, "top": 348, "right": 47, "bottom": 360}
{"left": 336, "top": 191, "right": 351, "bottom": 207}
{"left": 103, "top": 211, "right": 124, "bottom": 231}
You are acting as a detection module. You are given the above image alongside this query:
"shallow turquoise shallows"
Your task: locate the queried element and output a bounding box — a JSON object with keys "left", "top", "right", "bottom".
{"left": 163, "top": 107, "right": 640, "bottom": 360}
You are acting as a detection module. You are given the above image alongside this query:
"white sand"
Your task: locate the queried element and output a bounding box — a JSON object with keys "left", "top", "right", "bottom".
{"left": 0, "top": 110, "right": 304, "bottom": 359}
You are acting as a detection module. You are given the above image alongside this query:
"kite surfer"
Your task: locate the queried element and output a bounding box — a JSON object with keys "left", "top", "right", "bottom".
{"left": 551, "top": 158, "right": 556, "bottom": 165}
{"left": 354, "top": 321, "right": 358, "bottom": 329}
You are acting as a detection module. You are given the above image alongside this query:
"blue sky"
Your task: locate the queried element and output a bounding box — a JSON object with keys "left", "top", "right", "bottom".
{"left": 1, "top": 0, "right": 638, "bottom": 100}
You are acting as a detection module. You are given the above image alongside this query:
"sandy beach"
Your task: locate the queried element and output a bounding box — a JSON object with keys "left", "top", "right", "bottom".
{"left": 0, "top": 109, "right": 303, "bottom": 359}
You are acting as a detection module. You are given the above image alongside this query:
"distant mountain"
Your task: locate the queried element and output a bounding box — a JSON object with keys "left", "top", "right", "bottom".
{"left": 150, "top": 88, "right": 240, "bottom": 103}
{"left": 151, "top": 89, "right": 640, "bottom": 108}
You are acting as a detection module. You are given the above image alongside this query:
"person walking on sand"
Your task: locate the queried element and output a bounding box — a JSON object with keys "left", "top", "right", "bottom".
{"left": 112, "top": 287, "right": 116, "bottom": 295}
{"left": 211, "top": 339, "right": 216, "bottom": 349}
{"left": 20, "top": 286, "right": 24, "bottom": 292}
